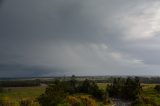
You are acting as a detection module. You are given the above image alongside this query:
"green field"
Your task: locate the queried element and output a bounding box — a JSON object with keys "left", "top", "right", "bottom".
{"left": 142, "top": 84, "right": 160, "bottom": 105}
{"left": 0, "top": 86, "right": 46, "bottom": 105}
{"left": 97, "top": 83, "right": 109, "bottom": 90}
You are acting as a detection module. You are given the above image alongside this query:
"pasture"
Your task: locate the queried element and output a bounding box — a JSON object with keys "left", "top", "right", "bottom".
{"left": 142, "top": 84, "right": 160, "bottom": 105}
{"left": 0, "top": 86, "right": 46, "bottom": 106}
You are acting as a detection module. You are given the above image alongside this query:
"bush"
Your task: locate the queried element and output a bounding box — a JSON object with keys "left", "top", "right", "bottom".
{"left": 19, "top": 99, "right": 32, "bottom": 106}
{"left": 65, "top": 95, "right": 98, "bottom": 106}
{"left": 38, "top": 80, "right": 67, "bottom": 106}
{"left": 78, "top": 79, "right": 104, "bottom": 100}
{"left": 37, "top": 77, "right": 108, "bottom": 105}
{"left": 107, "top": 77, "right": 142, "bottom": 100}
{"left": 103, "top": 98, "right": 113, "bottom": 105}
{"left": 0, "top": 80, "right": 40, "bottom": 87}
{"left": 131, "top": 98, "right": 145, "bottom": 106}
{"left": 65, "top": 96, "right": 82, "bottom": 106}
{"left": 154, "top": 85, "right": 160, "bottom": 92}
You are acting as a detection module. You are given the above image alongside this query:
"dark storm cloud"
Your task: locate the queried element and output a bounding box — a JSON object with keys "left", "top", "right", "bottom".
{"left": 1, "top": 0, "right": 160, "bottom": 77}
{"left": 0, "top": 64, "right": 68, "bottom": 77}
{"left": 0, "top": 0, "right": 3, "bottom": 5}
{"left": 0, "top": 64, "right": 48, "bottom": 77}
{"left": 0, "top": 0, "right": 101, "bottom": 43}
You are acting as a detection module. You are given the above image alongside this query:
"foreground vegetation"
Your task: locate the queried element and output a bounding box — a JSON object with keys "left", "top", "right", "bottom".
{"left": 0, "top": 76, "right": 160, "bottom": 106}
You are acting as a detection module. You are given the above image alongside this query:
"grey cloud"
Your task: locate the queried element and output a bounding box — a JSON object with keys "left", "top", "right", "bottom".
{"left": 1, "top": 0, "right": 160, "bottom": 77}
{"left": 0, "top": 63, "right": 72, "bottom": 77}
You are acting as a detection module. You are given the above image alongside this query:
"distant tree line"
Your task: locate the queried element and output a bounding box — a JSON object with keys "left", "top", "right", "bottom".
{"left": 1, "top": 76, "right": 160, "bottom": 87}
{"left": 138, "top": 77, "right": 160, "bottom": 84}
{"left": 94, "top": 76, "right": 160, "bottom": 84}
{"left": 0, "top": 80, "right": 40, "bottom": 87}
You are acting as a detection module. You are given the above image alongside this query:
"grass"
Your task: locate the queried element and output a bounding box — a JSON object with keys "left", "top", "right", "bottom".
{"left": 142, "top": 84, "right": 160, "bottom": 105}
{"left": 97, "top": 83, "right": 108, "bottom": 90}
{"left": 0, "top": 86, "right": 46, "bottom": 102}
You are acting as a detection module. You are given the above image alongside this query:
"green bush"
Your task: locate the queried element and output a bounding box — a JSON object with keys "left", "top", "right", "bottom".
{"left": 19, "top": 99, "right": 32, "bottom": 106}
{"left": 154, "top": 85, "right": 160, "bottom": 92}
{"left": 65, "top": 95, "right": 98, "bottom": 106}
{"left": 108, "top": 77, "right": 142, "bottom": 100}
{"left": 38, "top": 80, "right": 67, "bottom": 106}
{"left": 131, "top": 98, "right": 145, "bottom": 106}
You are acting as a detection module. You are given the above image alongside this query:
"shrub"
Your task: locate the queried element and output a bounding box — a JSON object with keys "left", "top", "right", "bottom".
{"left": 19, "top": 99, "right": 32, "bottom": 106}
{"left": 65, "top": 95, "right": 98, "bottom": 106}
{"left": 78, "top": 79, "right": 104, "bottom": 100}
{"left": 131, "top": 98, "right": 145, "bottom": 106}
{"left": 154, "top": 85, "right": 160, "bottom": 92}
{"left": 38, "top": 80, "right": 67, "bottom": 106}
{"left": 108, "top": 77, "right": 142, "bottom": 100}
{"left": 103, "top": 98, "right": 113, "bottom": 105}
{"left": 65, "top": 96, "right": 81, "bottom": 106}
{"left": 78, "top": 96, "right": 98, "bottom": 106}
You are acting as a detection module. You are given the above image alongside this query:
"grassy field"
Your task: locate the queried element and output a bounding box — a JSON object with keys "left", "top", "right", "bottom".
{"left": 142, "top": 84, "right": 160, "bottom": 105}
{"left": 97, "top": 83, "right": 109, "bottom": 90}
{"left": 0, "top": 86, "right": 46, "bottom": 105}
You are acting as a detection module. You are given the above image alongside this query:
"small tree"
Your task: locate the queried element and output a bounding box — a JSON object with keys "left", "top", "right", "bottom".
{"left": 38, "top": 80, "right": 67, "bottom": 106}
{"left": 78, "top": 79, "right": 104, "bottom": 100}
{"left": 107, "top": 77, "right": 142, "bottom": 100}
{"left": 67, "top": 75, "right": 78, "bottom": 94}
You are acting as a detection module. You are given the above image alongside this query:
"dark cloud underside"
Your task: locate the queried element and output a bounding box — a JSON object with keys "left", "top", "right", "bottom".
{"left": 1, "top": 0, "right": 160, "bottom": 77}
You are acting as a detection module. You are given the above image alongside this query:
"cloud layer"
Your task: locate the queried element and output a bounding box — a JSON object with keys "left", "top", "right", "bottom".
{"left": 1, "top": 0, "right": 160, "bottom": 77}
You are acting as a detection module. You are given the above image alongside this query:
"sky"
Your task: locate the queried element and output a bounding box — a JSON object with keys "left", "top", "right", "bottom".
{"left": 1, "top": 0, "right": 160, "bottom": 77}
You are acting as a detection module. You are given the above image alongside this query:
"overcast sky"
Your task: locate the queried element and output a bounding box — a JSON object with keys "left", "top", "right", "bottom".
{"left": 1, "top": 0, "right": 160, "bottom": 77}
